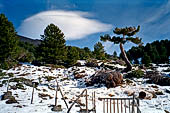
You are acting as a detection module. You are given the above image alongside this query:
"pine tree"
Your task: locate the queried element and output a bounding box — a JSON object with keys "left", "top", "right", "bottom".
{"left": 113, "top": 51, "right": 117, "bottom": 58}
{"left": 37, "top": 24, "right": 66, "bottom": 65}
{"left": 0, "top": 14, "right": 19, "bottom": 69}
{"left": 101, "top": 26, "right": 142, "bottom": 71}
{"left": 145, "top": 44, "right": 159, "bottom": 63}
{"left": 93, "top": 42, "right": 106, "bottom": 60}
{"left": 66, "top": 46, "right": 79, "bottom": 66}
{"left": 141, "top": 53, "right": 151, "bottom": 67}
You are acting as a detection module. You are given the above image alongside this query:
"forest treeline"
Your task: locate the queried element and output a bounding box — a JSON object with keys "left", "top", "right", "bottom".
{"left": 0, "top": 13, "right": 169, "bottom": 69}
{"left": 126, "top": 39, "right": 170, "bottom": 66}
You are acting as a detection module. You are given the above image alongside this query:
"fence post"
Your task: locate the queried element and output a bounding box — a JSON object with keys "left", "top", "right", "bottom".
{"left": 92, "top": 92, "right": 94, "bottom": 109}
{"left": 136, "top": 98, "right": 140, "bottom": 113}
{"left": 7, "top": 78, "right": 10, "bottom": 92}
{"left": 86, "top": 89, "right": 88, "bottom": 113}
{"left": 67, "top": 89, "right": 87, "bottom": 113}
{"left": 59, "top": 86, "right": 69, "bottom": 109}
{"left": 103, "top": 99, "right": 105, "bottom": 113}
{"left": 55, "top": 80, "right": 58, "bottom": 106}
{"left": 132, "top": 94, "right": 135, "bottom": 113}
{"left": 56, "top": 80, "right": 69, "bottom": 109}
{"left": 31, "top": 83, "right": 35, "bottom": 104}
{"left": 94, "top": 91, "right": 96, "bottom": 113}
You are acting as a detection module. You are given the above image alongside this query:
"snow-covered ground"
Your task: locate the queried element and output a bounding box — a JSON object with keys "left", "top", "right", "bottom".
{"left": 0, "top": 63, "right": 170, "bottom": 113}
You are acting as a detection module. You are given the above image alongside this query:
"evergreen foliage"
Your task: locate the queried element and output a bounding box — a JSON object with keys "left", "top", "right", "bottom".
{"left": 127, "top": 39, "right": 170, "bottom": 65}
{"left": 66, "top": 46, "right": 80, "bottom": 66}
{"left": 0, "top": 14, "right": 19, "bottom": 69}
{"left": 76, "top": 47, "right": 92, "bottom": 60}
{"left": 17, "top": 41, "right": 36, "bottom": 62}
{"left": 93, "top": 42, "right": 106, "bottom": 60}
{"left": 126, "top": 69, "right": 144, "bottom": 78}
{"left": 100, "top": 26, "right": 141, "bottom": 71}
{"left": 36, "top": 24, "right": 67, "bottom": 65}
{"left": 113, "top": 51, "right": 117, "bottom": 58}
{"left": 141, "top": 53, "right": 151, "bottom": 67}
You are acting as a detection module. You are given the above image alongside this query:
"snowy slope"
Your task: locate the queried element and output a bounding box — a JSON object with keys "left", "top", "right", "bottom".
{"left": 0, "top": 63, "right": 170, "bottom": 113}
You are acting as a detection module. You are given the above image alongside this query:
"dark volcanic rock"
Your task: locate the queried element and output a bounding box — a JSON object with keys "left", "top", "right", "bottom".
{"left": 51, "top": 105, "right": 62, "bottom": 112}
{"left": 145, "top": 71, "right": 170, "bottom": 86}
{"left": 85, "top": 70, "right": 123, "bottom": 88}
{"left": 1, "top": 91, "right": 19, "bottom": 104}
{"left": 74, "top": 74, "right": 86, "bottom": 79}
{"left": 85, "top": 60, "right": 99, "bottom": 67}
{"left": 139, "top": 91, "right": 146, "bottom": 99}
{"left": 6, "top": 97, "right": 18, "bottom": 104}
{"left": 1, "top": 91, "right": 12, "bottom": 100}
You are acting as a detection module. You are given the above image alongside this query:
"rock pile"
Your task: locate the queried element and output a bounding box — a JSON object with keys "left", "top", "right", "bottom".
{"left": 85, "top": 70, "right": 123, "bottom": 88}
{"left": 145, "top": 71, "right": 170, "bottom": 86}
{"left": 1, "top": 91, "right": 18, "bottom": 104}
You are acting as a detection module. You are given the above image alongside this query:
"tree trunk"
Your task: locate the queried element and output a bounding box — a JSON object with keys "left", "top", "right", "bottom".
{"left": 119, "top": 42, "right": 132, "bottom": 72}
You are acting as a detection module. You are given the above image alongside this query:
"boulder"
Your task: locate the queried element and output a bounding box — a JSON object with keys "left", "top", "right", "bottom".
{"left": 51, "top": 105, "right": 62, "bottom": 112}
{"left": 147, "top": 91, "right": 157, "bottom": 98}
{"left": 165, "top": 89, "right": 170, "bottom": 94}
{"left": 85, "top": 70, "right": 123, "bottom": 88}
{"left": 145, "top": 71, "right": 170, "bottom": 86}
{"left": 74, "top": 74, "right": 87, "bottom": 79}
{"left": 1, "top": 91, "right": 12, "bottom": 100}
{"left": 2, "top": 91, "right": 19, "bottom": 104}
{"left": 85, "top": 60, "right": 99, "bottom": 67}
{"left": 6, "top": 97, "right": 18, "bottom": 104}
{"left": 124, "top": 90, "right": 134, "bottom": 96}
{"left": 139, "top": 91, "right": 146, "bottom": 99}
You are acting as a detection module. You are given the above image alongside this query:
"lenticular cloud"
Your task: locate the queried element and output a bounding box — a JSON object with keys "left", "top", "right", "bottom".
{"left": 17, "top": 10, "right": 112, "bottom": 40}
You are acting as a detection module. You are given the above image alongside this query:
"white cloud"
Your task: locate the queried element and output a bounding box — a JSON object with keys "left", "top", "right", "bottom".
{"left": 17, "top": 10, "right": 112, "bottom": 40}
{"left": 144, "top": 1, "right": 170, "bottom": 24}
{"left": 141, "top": 0, "right": 170, "bottom": 40}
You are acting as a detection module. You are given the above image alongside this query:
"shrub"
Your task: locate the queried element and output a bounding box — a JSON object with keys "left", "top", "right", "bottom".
{"left": 126, "top": 69, "right": 144, "bottom": 78}
{"left": 0, "top": 70, "right": 6, "bottom": 79}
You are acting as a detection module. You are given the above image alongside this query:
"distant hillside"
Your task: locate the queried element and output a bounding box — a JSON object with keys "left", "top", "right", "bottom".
{"left": 17, "top": 35, "right": 41, "bottom": 46}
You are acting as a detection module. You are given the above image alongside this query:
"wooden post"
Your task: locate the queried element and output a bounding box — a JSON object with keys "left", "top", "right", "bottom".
{"left": 7, "top": 78, "right": 10, "bottom": 92}
{"left": 129, "top": 100, "right": 130, "bottom": 113}
{"left": 67, "top": 89, "right": 87, "bottom": 113}
{"left": 121, "top": 100, "right": 123, "bottom": 113}
{"left": 125, "top": 100, "right": 127, "bottom": 113}
{"left": 136, "top": 98, "right": 140, "bottom": 113}
{"left": 31, "top": 83, "right": 35, "bottom": 104}
{"left": 137, "top": 98, "right": 139, "bottom": 106}
{"left": 117, "top": 99, "right": 119, "bottom": 113}
{"left": 86, "top": 89, "right": 88, "bottom": 113}
{"left": 94, "top": 91, "right": 96, "bottom": 113}
{"left": 107, "top": 99, "right": 108, "bottom": 113}
{"left": 92, "top": 92, "right": 94, "bottom": 109}
{"left": 110, "top": 99, "right": 112, "bottom": 113}
{"left": 57, "top": 81, "right": 69, "bottom": 109}
{"left": 132, "top": 95, "right": 135, "bottom": 113}
{"left": 103, "top": 99, "right": 105, "bottom": 113}
{"left": 55, "top": 80, "right": 58, "bottom": 106}
{"left": 113, "top": 100, "right": 115, "bottom": 113}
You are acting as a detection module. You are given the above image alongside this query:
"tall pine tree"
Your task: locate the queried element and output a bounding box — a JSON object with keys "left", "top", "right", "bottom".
{"left": 66, "top": 46, "right": 79, "bottom": 66}
{"left": 0, "top": 14, "right": 19, "bottom": 69}
{"left": 101, "top": 26, "right": 142, "bottom": 71}
{"left": 141, "top": 53, "right": 151, "bottom": 67}
{"left": 93, "top": 42, "right": 106, "bottom": 60}
{"left": 37, "top": 24, "right": 66, "bottom": 65}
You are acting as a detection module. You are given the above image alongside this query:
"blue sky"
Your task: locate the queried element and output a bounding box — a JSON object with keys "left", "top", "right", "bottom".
{"left": 0, "top": 0, "right": 170, "bottom": 54}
